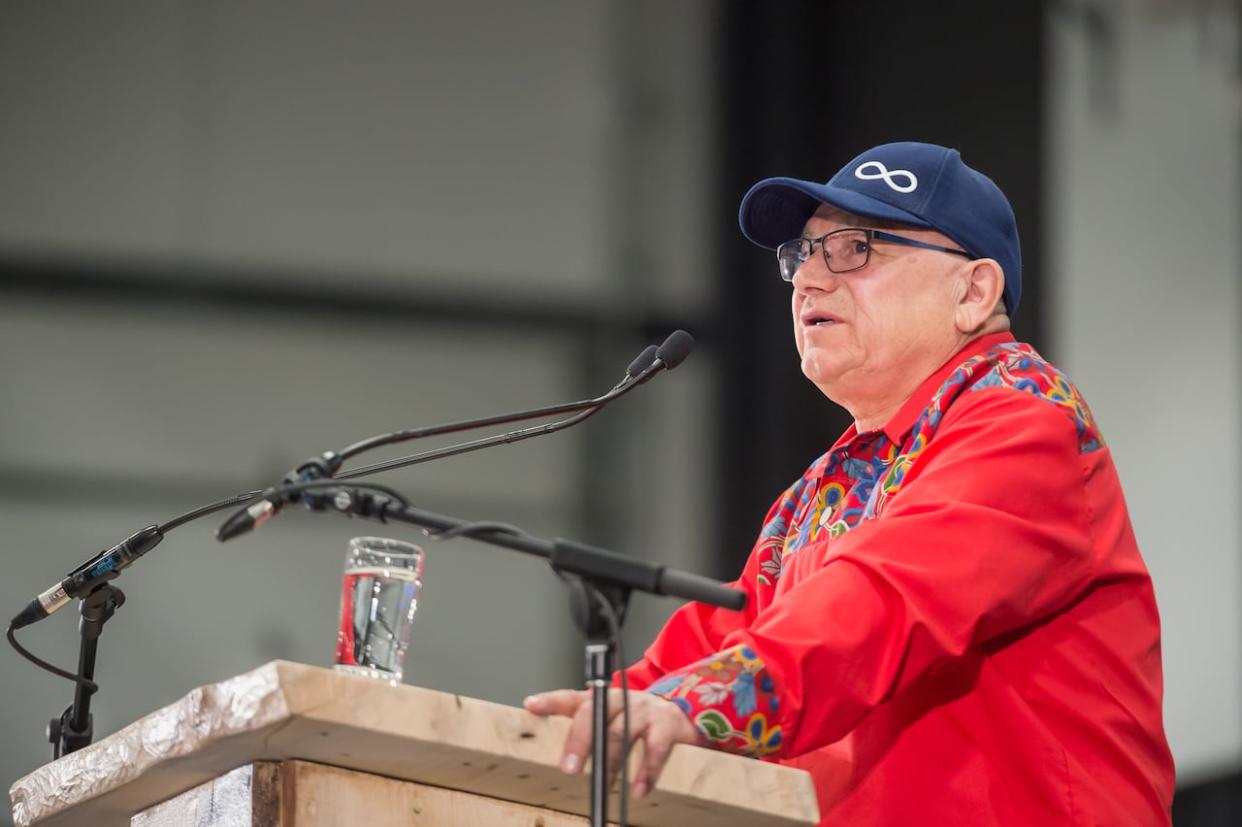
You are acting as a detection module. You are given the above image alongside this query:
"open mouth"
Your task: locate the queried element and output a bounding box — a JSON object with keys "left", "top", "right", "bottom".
{"left": 802, "top": 312, "right": 841, "bottom": 327}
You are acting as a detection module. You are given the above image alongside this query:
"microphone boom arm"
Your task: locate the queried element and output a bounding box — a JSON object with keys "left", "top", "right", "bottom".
{"left": 218, "top": 333, "right": 694, "bottom": 541}
{"left": 337, "top": 378, "right": 615, "bottom": 481}
{"left": 296, "top": 482, "right": 747, "bottom": 611}
{"left": 332, "top": 338, "right": 675, "bottom": 465}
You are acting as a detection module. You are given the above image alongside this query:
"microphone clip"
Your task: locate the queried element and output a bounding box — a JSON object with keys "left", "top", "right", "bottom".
{"left": 282, "top": 451, "right": 344, "bottom": 511}
{"left": 325, "top": 486, "right": 396, "bottom": 522}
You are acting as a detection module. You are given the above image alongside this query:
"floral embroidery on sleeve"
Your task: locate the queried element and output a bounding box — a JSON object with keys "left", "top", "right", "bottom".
{"left": 647, "top": 643, "right": 783, "bottom": 758}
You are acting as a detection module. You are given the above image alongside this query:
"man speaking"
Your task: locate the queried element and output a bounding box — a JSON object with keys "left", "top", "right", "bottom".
{"left": 525, "top": 142, "right": 1175, "bottom": 825}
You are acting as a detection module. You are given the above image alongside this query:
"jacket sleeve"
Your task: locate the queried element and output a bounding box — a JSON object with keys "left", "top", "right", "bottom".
{"left": 644, "top": 388, "right": 1107, "bottom": 759}
{"left": 613, "top": 494, "right": 786, "bottom": 691}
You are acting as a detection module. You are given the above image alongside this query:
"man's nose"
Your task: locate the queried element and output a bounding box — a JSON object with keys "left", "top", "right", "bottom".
{"left": 791, "top": 256, "right": 839, "bottom": 293}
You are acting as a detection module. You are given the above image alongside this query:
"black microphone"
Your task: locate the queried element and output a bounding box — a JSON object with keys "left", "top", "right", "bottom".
{"left": 330, "top": 339, "right": 674, "bottom": 466}
{"left": 625, "top": 330, "right": 694, "bottom": 388}
{"left": 216, "top": 333, "right": 694, "bottom": 543}
{"left": 217, "top": 342, "right": 662, "bottom": 543}
{"left": 653, "top": 330, "right": 694, "bottom": 370}
{"left": 626, "top": 345, "right": 658, "bottom": 378}
{"left": 9, "top": 525, "right": 164, "bottom": 629}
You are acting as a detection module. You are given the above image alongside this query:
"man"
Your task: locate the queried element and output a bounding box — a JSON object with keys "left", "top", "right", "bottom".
{"left": 525, "top": 142, "right": 1175, "bottom": 824}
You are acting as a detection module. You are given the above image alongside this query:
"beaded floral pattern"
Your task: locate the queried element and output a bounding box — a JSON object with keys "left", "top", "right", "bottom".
{"left": 754, "top": 341, "right": 1102, "bottom": 589}
{"left": 647, "top": 644, "right": 783, "bottom": 757}
{"left": 654, "top": 340, "right": 1104, "bottom": 758}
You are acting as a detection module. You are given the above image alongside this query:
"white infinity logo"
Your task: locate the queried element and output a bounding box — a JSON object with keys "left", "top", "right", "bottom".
{"left": 854, "top": 161, "right": 919, "bottom": 194}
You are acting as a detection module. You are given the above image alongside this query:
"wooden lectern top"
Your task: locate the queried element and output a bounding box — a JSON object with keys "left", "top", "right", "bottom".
{"left": 10, "top": 660, "right": 819, "bottom": 827}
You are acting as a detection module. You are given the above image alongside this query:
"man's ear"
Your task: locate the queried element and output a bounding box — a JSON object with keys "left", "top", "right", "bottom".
{"left": 954, "top": 258, "right": 1005, "bottom": 334}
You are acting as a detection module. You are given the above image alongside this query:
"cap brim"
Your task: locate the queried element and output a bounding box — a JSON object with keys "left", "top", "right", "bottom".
{"left": 738, "top": 177, "right": 932, "bottom": 249}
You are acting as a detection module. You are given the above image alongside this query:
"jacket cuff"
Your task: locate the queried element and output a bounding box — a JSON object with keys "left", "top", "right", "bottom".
{"left": 645, "top": 643, "right": 784, "bottom": 758}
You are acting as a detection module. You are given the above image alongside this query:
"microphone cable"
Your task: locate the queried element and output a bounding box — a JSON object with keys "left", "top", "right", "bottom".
{"left": 8, "top": 333, "right": 691, "bottom": 700}
{"left": 6, "top": 482, "right": 410, "bottom": 689}
{"left": 215, "top": 337, "right": 689, "bottom": 541}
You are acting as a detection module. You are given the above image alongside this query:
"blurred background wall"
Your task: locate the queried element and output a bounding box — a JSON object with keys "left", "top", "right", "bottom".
{"left": 0, "top": 1, "right": 1236, "bottom": 824}
{"left": 1046, "top": 2, "right": 1241, "bottom": 819}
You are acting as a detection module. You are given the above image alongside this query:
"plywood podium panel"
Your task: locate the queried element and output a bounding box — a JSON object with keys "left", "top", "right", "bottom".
{"left": 10, "top": 660, "right": 819, "bottom": 827}
{"left": 131, "top": 761, "right": 593, "bottom": 827}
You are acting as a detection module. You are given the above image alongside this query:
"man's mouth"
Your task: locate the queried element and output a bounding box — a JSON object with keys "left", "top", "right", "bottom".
{"left": 802, "top": 311, "right": 842, "bottom": 327}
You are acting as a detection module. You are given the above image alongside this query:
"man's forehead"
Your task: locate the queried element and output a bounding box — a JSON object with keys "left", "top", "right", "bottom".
{"left": 801, "top": 203, "right": 932, "bottom": 238}
{"left": 807, "top": 204, "right": 864, "bottom": 228}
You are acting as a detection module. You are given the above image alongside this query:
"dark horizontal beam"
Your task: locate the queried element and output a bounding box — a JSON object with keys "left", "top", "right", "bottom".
{"left": 0, "top": 463, "right": 248, "bottom": 510}
{"left": 0, "top": 254, "right": 713, "bottom": 343}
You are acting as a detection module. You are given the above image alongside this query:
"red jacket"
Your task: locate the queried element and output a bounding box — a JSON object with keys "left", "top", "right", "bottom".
{"left": 623, "top": 333, "right": 1175, "bottom": 825}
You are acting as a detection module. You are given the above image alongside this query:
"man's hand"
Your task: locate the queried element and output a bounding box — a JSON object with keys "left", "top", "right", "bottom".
{"left": 523, "top": 688, "right": 698, "bottom": 799}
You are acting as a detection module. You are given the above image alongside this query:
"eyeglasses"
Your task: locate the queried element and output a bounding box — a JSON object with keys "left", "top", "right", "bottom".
{"left": 776, "top": 228, "right": 973, "bottom": 282}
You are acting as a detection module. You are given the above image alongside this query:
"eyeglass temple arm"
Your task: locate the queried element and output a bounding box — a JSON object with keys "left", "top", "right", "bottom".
{"left": 870, "top": 230, "right": 972, "bottom": 258}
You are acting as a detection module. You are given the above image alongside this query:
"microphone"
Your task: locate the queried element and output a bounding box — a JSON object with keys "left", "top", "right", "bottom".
{"left": 216, "top": 332, "right": 694, "bottom": 543}
{"left": 626, "top": 345, "right": 658, "bottom": 379}
{"left": 653, "top": 330, "right": 694, "bottom": 370}
{"left": 619, "top": 330, "right": 693, "bottom": 389}
{"left": 9, "top": 525, "right": 164, "bottom": 629}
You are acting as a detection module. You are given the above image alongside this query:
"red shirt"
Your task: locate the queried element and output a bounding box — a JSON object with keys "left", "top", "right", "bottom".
{"left": 623, "top": 333, "right": 1175, "bottom": 825}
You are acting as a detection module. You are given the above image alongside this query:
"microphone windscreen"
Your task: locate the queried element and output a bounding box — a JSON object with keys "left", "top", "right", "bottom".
{"left": 627, "top": 345, "right": 659, "bottom": 377}
{"left": 655, "top": 330, "right": 695, "bottom": 370}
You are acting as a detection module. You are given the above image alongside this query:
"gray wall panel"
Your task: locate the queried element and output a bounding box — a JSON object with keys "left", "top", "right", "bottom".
{"left": 1048, "top": 3, "right": 1242, "bottom": 782}
{"left": 0, "top": 3, "right": 718, "bottom": 821}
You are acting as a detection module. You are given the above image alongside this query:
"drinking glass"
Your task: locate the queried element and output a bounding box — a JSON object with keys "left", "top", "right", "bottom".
{"left": 333, "top": 536, "right": 424, "bottom": 683}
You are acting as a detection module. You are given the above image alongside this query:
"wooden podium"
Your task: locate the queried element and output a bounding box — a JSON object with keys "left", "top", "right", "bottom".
{"left": 9, "top": 660, "right": 819, "bottom": 826}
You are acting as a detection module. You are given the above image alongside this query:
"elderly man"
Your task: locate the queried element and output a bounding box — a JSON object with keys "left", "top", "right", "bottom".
{"left": 525, "top": 142, "right": 1175, "bottom": 824}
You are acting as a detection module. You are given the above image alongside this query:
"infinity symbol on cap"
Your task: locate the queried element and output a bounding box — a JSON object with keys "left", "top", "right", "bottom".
{"left": 854, "top": 161, "right": 918, "bottom": 194}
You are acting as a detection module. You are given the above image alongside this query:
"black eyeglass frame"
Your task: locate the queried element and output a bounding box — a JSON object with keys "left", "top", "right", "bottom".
{"left": 776, "top": 227, "right": 974, "bottom": 282}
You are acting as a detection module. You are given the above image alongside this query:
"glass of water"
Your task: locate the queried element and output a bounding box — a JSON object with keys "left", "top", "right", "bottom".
{"left": 333, "top": 536, "right": 425, "bottom": 683}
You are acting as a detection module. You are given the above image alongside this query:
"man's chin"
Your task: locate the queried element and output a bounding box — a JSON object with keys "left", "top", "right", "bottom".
{"left": 800, "top": 355, "right": 852, "bottom": 394}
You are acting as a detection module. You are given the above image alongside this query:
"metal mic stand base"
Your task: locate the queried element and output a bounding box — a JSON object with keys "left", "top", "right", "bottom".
{"left": 47, "top": 583, "right": 125, "bottom": 759}
{"left": 567, "top": 578, "right": 630, "bottom": 827}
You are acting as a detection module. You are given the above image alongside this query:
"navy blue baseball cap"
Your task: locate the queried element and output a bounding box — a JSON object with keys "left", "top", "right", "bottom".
{"left": 738, "top": 142, "right": 1022, "bottom": 315}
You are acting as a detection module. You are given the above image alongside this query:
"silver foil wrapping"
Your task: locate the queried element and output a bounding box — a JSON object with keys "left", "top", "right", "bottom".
{"left": 10, "top": 663, "right": 288, "bottom": 827}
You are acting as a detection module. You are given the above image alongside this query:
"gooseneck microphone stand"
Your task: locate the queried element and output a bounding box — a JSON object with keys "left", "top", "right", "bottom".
{"left": 217, "top": 332, "right": 692, "bottom": 540}
{"left": 7, "top": 330, "right": 700, "bottom": 801}
{"left": 46, "top": 583, "right": 125, "bottom": 758}
{"left": 218, "top": 481, "right": 746, "bottom": 827}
